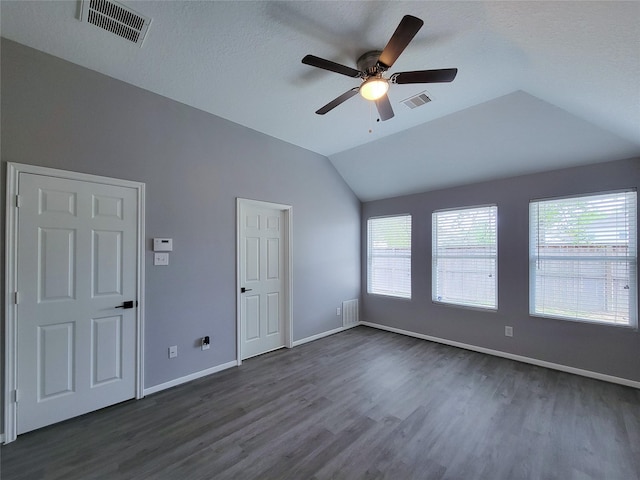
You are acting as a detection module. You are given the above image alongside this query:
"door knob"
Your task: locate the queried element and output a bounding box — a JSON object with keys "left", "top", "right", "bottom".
{"left": 240, "top": 288, "right": 252, "bottom": 293}
{"left": 115, "top": 300, "right": 136, "bottom": 309}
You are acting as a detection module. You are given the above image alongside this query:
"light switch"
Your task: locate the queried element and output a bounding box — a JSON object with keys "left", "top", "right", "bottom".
{"left": 154, "top": 252, "right": 169, "bottom": 266}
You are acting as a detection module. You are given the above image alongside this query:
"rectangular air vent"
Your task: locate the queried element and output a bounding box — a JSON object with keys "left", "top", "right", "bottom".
{"left": 403, "top": 92, "right": 432, "bottom": 109}
{"left": 342, "top": 299, "right": 359, "bottom": 327}
{"left": 81, "top": 0, "right": 151, "bottom": 46}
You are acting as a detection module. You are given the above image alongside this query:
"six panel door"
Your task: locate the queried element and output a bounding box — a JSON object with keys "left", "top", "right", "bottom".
{"left": 16, "top": 173, "right": 138, "bottom": 434}
{"left": 240, "top": 204, "right": 285, "bottom": 359}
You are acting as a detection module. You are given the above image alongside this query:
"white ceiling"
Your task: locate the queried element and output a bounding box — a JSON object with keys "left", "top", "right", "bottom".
{"left": 2, "top": 1, "right": 640, "bottom": 201}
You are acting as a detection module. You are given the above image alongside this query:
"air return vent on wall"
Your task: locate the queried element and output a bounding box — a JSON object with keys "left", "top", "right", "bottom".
{"left": 342, "top": 299, "right": 359, "bottom": 327}
{"left": 81, "top": 0, "right": 151, "bottom": 46}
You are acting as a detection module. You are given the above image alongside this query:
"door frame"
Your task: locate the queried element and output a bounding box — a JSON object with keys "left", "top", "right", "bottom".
{"left": 4, "top": 162, "right": 146, "bottom": 444}
{"left": 236, "top": 198, "right": 293, "bottom": 364}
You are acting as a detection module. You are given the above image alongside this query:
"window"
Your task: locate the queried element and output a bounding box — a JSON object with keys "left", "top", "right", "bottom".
{"left": 367, "top": 215, "right": 411, "bottom": 298}
{"left": 530, "top": 191, "right": 637, "bottom": 326}
{"left": 433, "top": 205, "right": 497, "bottom": 309}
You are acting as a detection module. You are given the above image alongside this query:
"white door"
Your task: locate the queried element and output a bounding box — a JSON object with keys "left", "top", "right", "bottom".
{"left": 239, "top": 201, "right": 288, "bottom": 359}
{"left": 16, "top": 172, "right": 138, "bottom": 434}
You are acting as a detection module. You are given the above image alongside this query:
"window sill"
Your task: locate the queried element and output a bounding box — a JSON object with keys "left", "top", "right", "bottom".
{"left": 530, "top": 312, "right": 637, "bottom": 330}
{"left": 432, "top": 300, "right": 497, "bottom": 313}
{"left": 367, "top": 292, "right": 412, "bottom": 301}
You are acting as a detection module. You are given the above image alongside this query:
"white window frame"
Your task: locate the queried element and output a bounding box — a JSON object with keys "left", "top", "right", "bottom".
{"left": 432, "top": 205, "right": 498, "bottom": 310}
{"left": 367, "top": 214, "right": 412, "bottom": 299}
{"left": 529, "top": 190, "right": 637, "bottom": 328}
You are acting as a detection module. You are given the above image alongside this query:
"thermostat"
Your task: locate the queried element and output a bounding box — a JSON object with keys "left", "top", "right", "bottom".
{"left": 153, "top": 238, "right": 173, "bottom": 252}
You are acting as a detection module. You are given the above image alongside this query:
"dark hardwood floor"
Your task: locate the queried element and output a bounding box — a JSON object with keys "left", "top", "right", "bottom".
{"left": 2, "top": 326, "right": 639, "bottom": 479}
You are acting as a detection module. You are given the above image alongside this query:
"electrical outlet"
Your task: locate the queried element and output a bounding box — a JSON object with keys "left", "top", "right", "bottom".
{"left": 505, "top": 326, "right": 513, "bottom": 337}
{"left": 168, "top": 345, "right": 178, "bottom": 358}
{"left": 336, "top": 307, "right": 341, "bottom": 316}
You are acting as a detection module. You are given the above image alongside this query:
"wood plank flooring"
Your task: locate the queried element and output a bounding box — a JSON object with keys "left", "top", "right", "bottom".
{"left": 2, "top": 326, "right": 639, "bottom": 479}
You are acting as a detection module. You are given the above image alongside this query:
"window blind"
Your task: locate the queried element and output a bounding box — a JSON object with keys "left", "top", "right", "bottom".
{"left": 367, "top": 215, "right": 411, "bottom": 298}
{"left": 433, "top": 205, "right": 497, "bottom": 309}
{"left": 530, "top": 191, "right": 637, "bottom": 326}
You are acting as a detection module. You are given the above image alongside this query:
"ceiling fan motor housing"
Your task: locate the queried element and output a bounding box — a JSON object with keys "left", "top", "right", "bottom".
{"left": 357, "top": 50, "right": 385, "bottom": 76}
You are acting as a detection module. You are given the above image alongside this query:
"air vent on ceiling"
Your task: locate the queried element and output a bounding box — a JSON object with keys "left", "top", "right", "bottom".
{"left": 402, "top": 92, "right": 432, "bottom": 109}
{"left": 81, "top": 0, "right": 151, "bottom": 47}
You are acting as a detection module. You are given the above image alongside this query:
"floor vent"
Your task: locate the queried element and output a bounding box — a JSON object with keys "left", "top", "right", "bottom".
{"left": 342, "top": 299, "right": 359, "bottom": 327}
{"left": 81, "top": 0, "right": 151, "bottom": 46}
{"left": 403, "top": 92, "right": 432, "bottom": 109}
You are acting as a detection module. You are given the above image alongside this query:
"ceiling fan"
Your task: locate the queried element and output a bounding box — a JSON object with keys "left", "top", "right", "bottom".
{"left": 301, "top": 15, "right": 458, "bottom": 121}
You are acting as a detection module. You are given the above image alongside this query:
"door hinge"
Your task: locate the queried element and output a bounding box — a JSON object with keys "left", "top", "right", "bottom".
{"left": 14, "top": 291, "right": 19, "bottom": 305}
{"left": 15, "top": 194, "right": 22, "bottom": 208}
{"left": 12, "top": 389, "right": 19, "bottom": 403}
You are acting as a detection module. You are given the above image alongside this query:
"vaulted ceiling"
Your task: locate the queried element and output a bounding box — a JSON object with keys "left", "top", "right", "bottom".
{"left": 2, "top": 1, "right": 640, "bottom": 200}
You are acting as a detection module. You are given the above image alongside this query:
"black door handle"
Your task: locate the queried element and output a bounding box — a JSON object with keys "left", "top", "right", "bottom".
{"left": 115, "top": 300, "right": 137, "bottom": 309}
{"left": 240, "top": 288, "right": 252, "bottom": 293}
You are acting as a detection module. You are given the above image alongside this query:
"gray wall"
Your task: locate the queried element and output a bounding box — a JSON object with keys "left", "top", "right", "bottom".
{"left": 1, "top": 39, "right": 361, "bottom": 396}
{"left": 362, "top": 157, "right": 640, "bottom": 382}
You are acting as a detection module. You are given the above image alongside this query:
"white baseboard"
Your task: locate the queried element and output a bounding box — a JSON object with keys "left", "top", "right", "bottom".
{"left": 360, "top": 321, "right": 640, "bottom": 390}
{"left": 143, "top": 360, "right": 237, "bottom": 396}
{"left": 292, "top": 323, "right": 359, "bottom": 347}
{"left": 152, "top": 326, "right": 357, "bottom": 391}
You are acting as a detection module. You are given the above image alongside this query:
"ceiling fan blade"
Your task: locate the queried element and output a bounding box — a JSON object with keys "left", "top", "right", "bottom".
{"left": 302, "top": 55, "right": 362, "bottom": 78}
{"left": 391, "top": 68, "right": 458, "bottom": 84}
{"left": 375, "top": 94, "right": 394, "bottom": 121}
{"left": 315, "top": 87, "right": 360, "bottom": 115}
{"left": 377, "top": 15, "right": 424, "bottom": 69}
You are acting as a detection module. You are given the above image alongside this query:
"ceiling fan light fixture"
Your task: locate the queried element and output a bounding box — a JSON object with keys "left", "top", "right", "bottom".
{"left": 360, "top": 77, "right": 389, "bottom": 101}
